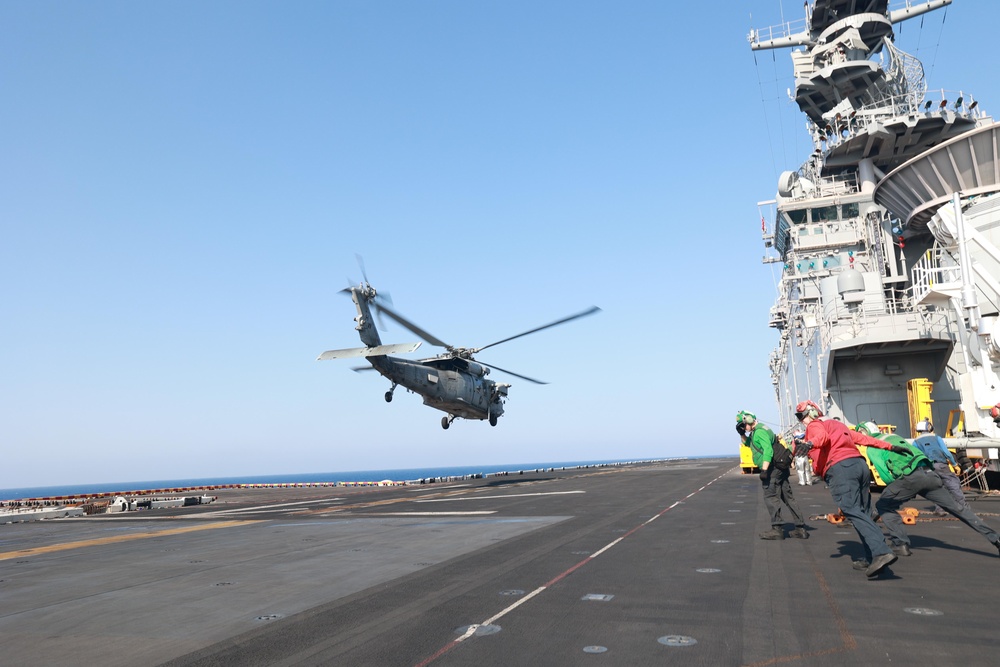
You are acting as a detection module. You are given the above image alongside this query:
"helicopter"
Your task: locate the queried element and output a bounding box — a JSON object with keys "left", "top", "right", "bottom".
{"left": 318, "top": 276, "right": 599, "bottom": 429}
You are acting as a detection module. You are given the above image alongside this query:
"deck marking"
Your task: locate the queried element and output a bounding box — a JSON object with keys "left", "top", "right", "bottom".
{"left": 0, "top": 520, "right": 258, "bottom": 561}
{"left": 197, "top": 499, "right": 344, "bottom": 516}
{"left": 307, "top": 487, "right": 488, "bottom": 515}
{"left": 413, "top": 469, "right": 733, "bottom": 667}
{"left": 415, "top": 490, "right": 585, "bottom": 503}
{"left": 365, "top": 510, "right": 497, "bottom": 516}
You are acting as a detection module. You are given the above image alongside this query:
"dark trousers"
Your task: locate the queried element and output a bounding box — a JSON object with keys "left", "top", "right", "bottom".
{"left": 876, "top": 466, "right": 1000, "bottom": 547}
{"left": 931, "top": 462, "right": 966, "bottom": 507}
{"left": 825, "top": 457, "right": 892, "bottom": 561}
{"left": 763, "top": 466, "right": 805, "bottom": 528}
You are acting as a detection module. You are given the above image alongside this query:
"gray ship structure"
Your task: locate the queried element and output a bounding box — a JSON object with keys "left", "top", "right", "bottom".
{"left": 750, "top": 0, "right": 1000, "bottom": 468}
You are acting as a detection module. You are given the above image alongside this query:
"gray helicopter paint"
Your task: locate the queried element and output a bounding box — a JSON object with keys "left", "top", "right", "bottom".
{"left": 319, "top": 279, "right": 597, "bottom": 428}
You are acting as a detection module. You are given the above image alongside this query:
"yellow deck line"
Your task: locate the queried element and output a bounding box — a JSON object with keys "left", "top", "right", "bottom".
{"left": 0, "top": 520, "right": 259, "bottom": 561}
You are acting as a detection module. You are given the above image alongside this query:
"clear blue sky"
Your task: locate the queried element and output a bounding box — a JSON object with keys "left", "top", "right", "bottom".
{"left": 2, "top": 1, "right": 995, "bottom": 488}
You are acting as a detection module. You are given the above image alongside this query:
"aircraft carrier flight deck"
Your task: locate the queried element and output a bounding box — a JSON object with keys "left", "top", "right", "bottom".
{"left": 2, "top": 458, "right": 998, "bottom": 666}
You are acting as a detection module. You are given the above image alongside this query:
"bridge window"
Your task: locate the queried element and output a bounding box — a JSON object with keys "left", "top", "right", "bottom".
{"left": 810, "top": 205, "right": 838, "bottom": 223}
{"left": 784, "top": 209, "right": 807, "bottom": 225}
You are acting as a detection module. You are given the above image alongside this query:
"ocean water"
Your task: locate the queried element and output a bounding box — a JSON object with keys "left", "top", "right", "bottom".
{"left": 0, "top": 457, "right": 676, "bottom": 501}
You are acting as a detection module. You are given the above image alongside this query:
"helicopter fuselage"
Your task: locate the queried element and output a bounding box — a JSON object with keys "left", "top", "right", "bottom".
{"left": 368, "top": 355, "right": 508, "bottom": 422}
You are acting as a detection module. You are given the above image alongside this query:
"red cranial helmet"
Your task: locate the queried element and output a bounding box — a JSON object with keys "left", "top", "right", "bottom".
{"left": 794, "top": 400, "right": 823, "bottom": 420}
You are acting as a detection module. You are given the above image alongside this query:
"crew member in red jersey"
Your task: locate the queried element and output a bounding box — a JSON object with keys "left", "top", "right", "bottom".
{"left": 793, "top": 400, "right": 909, "bottom": 579}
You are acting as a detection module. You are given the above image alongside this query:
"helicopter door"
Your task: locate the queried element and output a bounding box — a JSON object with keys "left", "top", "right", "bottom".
{"left": 473, "top": 377, "right": 487, "bottom": 408}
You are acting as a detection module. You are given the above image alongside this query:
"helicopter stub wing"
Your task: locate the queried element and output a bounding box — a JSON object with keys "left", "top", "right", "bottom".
{"left": 317, "top": 342, "right": 421, "bottom": 361}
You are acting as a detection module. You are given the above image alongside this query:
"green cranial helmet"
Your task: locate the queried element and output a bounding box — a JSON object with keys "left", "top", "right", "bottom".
{"left": 736, "top": 410, "right": 757, "bottom": 425}
{"left": 855, "top": 421, "right": 880, "bottom": 437}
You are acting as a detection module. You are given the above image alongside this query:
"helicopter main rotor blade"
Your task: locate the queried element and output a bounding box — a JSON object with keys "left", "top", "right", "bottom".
{"left": 478, "top": 360, "right": 548, "bottom": 385}
{"left": 374, "top": 301, "right": 452, "bottom": 349}
{"left": 355, "top": 253, "right": 369, "bottom": 285}
{"left": 474, "top": 306, "right": 601, "bottom": 353}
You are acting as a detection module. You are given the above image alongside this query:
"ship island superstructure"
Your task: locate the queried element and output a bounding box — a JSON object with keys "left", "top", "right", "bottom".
{"left": 749, "top": 0, "right": 1000, "bottom": 463}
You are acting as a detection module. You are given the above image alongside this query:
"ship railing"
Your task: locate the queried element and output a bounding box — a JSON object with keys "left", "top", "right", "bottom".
{"left": 814, "top": 173, "right": 858, "bottom": 198}
{"left": 810, "top": 89, "right": 985, "bottom": 153}
{"left": 780, "top": 168, "right": 858, "bottom": 201}
{"left": 911, "top": 249, "right": 962, "bottom": 305}
{"left": 817, "top": 292, "right": 955, "bottom": 349}
{"left": 747, "top": 16, "right": 808, "bottom": 49}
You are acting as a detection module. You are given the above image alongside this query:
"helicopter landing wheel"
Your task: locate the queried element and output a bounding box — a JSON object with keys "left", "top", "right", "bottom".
{"left": 489, "top": 416, "right": 498, "bottom": 426}
{"left": 384, "top": 391, "right": 393, "bottom": 403}
{"left": 441, "top": 416, "right": 451, "bottom": 430}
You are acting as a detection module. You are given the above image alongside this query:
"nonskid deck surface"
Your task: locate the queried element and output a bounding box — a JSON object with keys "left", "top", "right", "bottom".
{"left": 2, "top": 459, "right": 998, "bottom": 666}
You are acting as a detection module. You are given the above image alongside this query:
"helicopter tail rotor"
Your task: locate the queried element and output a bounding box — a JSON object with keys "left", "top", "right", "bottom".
{"left": 343, "top": 254, "right": 395, "bottom": 330}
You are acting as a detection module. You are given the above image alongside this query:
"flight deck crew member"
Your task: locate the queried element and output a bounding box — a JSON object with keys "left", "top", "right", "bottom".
{"left": 737, "top": 411, "right": 807, "bottom": 541}
{"left": 793, "top": 400, "right": 909, "bottom": 578}
{"left": 912, "top": 420, "right": 966, "bottom": 508}
{"left": 864, "top": 432, "right": 1000, "bottom": 559}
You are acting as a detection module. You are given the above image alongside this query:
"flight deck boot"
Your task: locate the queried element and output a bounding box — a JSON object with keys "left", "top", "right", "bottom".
{"left": 759, "top": 527, "right": 785, "bottom": 540}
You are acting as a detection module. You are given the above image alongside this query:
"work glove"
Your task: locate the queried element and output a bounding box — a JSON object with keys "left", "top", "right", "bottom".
{"left": 736, "top": 422, "right": 747, "bottom": 437}
{"left": 890, "top": 445, "right": 911, "bottom": 455}
{"left": 793, "top": 439, "right": 813, "bottom": 458}
{"left": 759, "top": 468, "right": 770, "bottom": 483}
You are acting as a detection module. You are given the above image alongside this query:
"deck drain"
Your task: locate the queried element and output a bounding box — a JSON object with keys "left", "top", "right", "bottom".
{"left": 710, "top": 540, "right": 730, "bottom": 544}
{"left": 696, "top": 568, "right": 721, "bottom": 573}
{"left": 256, "top": 614, "right": 283, "bottom": 621}
{"left": 904, "top": 607, "right": 943, "bottom": 616}
{"left": 215, "top": 582, "right": 235, "bottom": 586}
{"left": 658, "top": 635, "right": 697, "bottom": 647}
{"left": 499, "top": 589, "right": 525, "bottom": 596}
{"left": 583, "top": 646, "right": 608, "bottom": 653}
{"left": 581, "top": 594, "right": 614, "bottom": 602}
{"left": 455, "top": 624, "right": 501, "bottom": 636}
